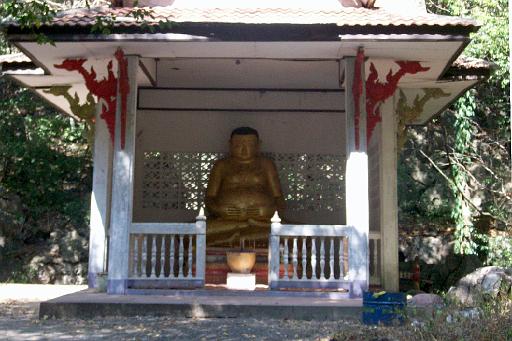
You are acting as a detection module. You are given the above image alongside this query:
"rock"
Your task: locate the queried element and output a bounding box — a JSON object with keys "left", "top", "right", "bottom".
{"left": 431, "top": 253, "right": 482, "bottom": 290}
{"left": 481, "top": 272, "right": 502, "bottom": 295}
{"left": 410, "top": 319, "right": 425, "bottom": 329}
{"left": 446, "top": 307, "right": 482, "bottom": 323}
{"left": 22, "top": 222, "right": 89, "bottom": 284}
{"left": 408, "top": 293, "right": 444, "bottom": 307}
{"left": 36, "top": 264, "right": 56, "bottom": 284}
{"left": 447, "top": 285, "right": 470, "bottom": 304}
{"left": 459, "top": 307, "right": 481, "bottom": 319}
{"left": 400, "top": 236, "right": 452, "bottom": 264}
{"left": 447, "top": 266, "right": 512, "bottom": 305}
{"left": 400, "top": 235, "right": 484, "bottom": 291}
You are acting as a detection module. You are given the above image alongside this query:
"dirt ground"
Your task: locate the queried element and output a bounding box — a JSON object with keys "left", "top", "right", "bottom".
{"left": 0, "top": 300, "right": 352, "bottom": 340}
{"left": 0, "top": 284, "right": 351, "bottom": 341}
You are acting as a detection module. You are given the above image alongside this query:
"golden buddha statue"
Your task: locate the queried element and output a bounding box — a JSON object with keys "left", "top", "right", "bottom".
{"left": 206, "top": 127, "right": 285, "bottom": 247}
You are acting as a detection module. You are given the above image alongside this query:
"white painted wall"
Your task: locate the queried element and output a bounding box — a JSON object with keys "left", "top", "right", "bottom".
{"left": 136, "top": 89, "right": 346, "bottom": 154}
{"left": 156, "top": 59, "right": 343, "bottom": 89}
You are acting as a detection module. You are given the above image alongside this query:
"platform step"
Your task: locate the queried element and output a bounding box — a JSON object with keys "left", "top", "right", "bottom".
{"left": 39, "top": 290, "right": 362, "bottom": 321}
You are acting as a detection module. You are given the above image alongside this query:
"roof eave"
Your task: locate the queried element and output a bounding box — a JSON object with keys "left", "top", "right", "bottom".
{"left": 5, "top": 20, "right": 479, "bottom": 43}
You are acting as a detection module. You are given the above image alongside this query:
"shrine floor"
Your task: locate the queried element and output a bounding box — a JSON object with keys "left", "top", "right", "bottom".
{"left": 39, "top": 286, "right": 363, "bottom": 320}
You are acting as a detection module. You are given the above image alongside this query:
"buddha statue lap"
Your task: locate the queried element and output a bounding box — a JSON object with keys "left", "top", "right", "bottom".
{"left": 205, "top": 127, "right": 285, "bottom": 247}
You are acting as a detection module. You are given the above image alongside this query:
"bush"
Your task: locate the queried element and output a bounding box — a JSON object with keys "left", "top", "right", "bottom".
{"left": 486, "top": 236, "right": 512, "bottom": 268}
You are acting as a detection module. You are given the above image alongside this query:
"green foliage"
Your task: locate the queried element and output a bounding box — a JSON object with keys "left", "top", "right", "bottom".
{"left": 451, "top": 92, "right": 478, "bottom": 254}
{"left": 0, "top": 0, "right": 56, "bottom": 44}
{"left": 486, "top": 236, "right": 512, "bottom": 267}
{"left": 0, "top": 77, "right": 92, "bottom": 232}
{"left": 1, "top": 0, "right": 172, "bottom": 42}
{"left": 400, "top": 0, "right": 511, "bottom": 256}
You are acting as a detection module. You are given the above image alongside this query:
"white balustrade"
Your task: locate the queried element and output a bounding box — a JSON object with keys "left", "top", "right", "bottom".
{"left": 127, "top": 210, "right": 206, "bottom": 289}
{"left": 268, "top": 213, "right": 369, "bottom": 296}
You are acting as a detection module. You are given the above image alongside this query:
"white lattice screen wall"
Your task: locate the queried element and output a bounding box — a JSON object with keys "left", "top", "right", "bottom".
{"left": 136, "top": 151, "right": 346, "bottom": 224}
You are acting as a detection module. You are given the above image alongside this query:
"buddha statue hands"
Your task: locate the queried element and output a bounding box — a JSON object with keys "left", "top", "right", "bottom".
{"left": 205, "top": 127, "right": 285, "bottom": 247}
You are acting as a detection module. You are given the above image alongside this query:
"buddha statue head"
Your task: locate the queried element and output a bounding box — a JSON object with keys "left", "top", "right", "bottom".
{"left": 229, "top": 127, "right": 260, "bottom": 162}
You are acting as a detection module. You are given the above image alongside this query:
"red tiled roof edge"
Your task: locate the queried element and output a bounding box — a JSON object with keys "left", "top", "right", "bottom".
{"left": 4, "top": 6, "right": 479, "bottom": 30}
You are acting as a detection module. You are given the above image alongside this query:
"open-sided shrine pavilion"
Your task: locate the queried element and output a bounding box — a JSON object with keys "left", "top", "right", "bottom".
{"left": 1, "top": 0, "right": 491, "bottom": 298}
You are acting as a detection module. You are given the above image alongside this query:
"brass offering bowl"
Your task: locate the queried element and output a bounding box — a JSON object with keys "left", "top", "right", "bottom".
{"left": 226, "top": 251, "right": 256, "bottom": 274}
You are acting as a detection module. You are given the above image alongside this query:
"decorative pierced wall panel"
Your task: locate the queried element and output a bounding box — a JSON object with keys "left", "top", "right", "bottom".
{"left": 262, "top": 153, "right": 345, "bottom": 212}
{"left": 141, "top": 151, "right": 345, "bottom": 215}
{"left": 142, "top": 152, "right": 221, "bottom": 211}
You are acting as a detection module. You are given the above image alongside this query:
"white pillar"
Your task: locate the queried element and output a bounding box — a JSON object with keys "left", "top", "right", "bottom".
{"left": 344, "top": 56, "right": 369, "bottom": 297}
{"left": 379, "top": 98, "right": 399, "bottom": 291}
{"left": 87, "top": 104, "right": 113, "bottom": 288}
{"left": 107, "top": 55, "right": 139, "bottom": 294}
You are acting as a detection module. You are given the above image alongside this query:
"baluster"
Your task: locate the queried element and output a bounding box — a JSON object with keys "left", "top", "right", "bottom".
{"left": 301, "top": 237, "right": 307, "bottom": 280}
{"left": 150, "top": 235, "right": 157, "bottom": 278}
{"left": 339, "top": 237, "right": 345, "bottom": 279}
{"left": 169, "top": 235, "right": 175, "bottom": 278}
{"left": 131, "top": 234, "right": 138, "bottom": 277}
{"left": 178, "top": 235, "right": 184, "bottom": 278}
{"left": 283, "top": 238, "right": 289, "bottom": 280}
{"left": 160, "top": 235, "right": 166, "bottom": 278}
{"left": 141, "top": 235, "right": 147, "bottom": 277}
{"left": 292, "top": 238, "right": 298, "bottom": 280}
{"left": 320, "top": 238, "right": 326, "bottom": 280}
{"left": 187, "top": 235, "right": 193, "bottom": 278}
{"left": 311, "top": 238, "right": 317, "bottom": 279}
{"left": 329, "top": 237, "right": 335, "bottom": 280}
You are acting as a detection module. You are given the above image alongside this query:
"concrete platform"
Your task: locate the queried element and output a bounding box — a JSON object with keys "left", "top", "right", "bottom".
{"left": 39, "top": 289, "right": 363, "bottom": 321}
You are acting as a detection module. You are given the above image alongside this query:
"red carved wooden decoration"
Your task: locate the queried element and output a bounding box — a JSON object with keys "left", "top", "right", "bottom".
{"left": 352, "top": 48, "right": 365, "bottom": 150}
{"left": 55, "top": 49, "right": 129, "bottom": 148}
{"left": 55, "top": 58, "right": 117, "bottom": 144}
{"left": 115, "top": 49, "right": 129, "bottom": 149}
{"left": 366, "top": 61, "right": 430, "bottom": 143}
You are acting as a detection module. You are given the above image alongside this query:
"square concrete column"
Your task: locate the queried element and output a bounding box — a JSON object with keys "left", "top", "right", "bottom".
{"left": 379, "top": 99, "right": 399, "bottom": 292}
{"left": 344, "top": 55, "right": 369, "bottom": 296}
{"left": 107, "top": 55, "right": 139, "bottom": 294}
{"left": 87, "top": 103, "right": 113, "bottom": 288}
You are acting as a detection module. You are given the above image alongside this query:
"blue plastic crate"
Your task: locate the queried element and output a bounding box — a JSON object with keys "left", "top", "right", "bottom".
{"left": 362, "top": 292, "right": 406, "bottom": 325}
